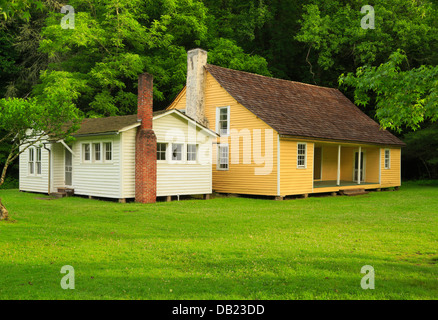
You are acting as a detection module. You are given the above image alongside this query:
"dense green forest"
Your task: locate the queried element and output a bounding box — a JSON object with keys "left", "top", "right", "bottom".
{"left": 1, "top": 0, "right": 437, "bottom": 184}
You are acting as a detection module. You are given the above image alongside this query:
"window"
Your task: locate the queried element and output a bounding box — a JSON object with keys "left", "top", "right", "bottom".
{"left": 384, "top": 149, "right": 390, "bottom": 169}
{"left": 28, "top": 148, "right": 34, "bottom": 175}
{"left": 216, "top": 106, "right": 230, "bottom": 136}
{"left": 36, "top": 148, "right": 42, "bottom": 175}
{"left": 105, "top": 142, "right": 112, "bottom": 161}
{"left": 187, "top": 144, "right": 198, "bottom": 162}
{"left": 297, "top": 143, "right": 307, "bottom": 168}
{"left": 93, "top": 143, "right": 101, "bottom": 162}
{"left": 83, "top": 143, "right": 91, "bottom": 162}
{"left": 157, "top": 143, "right": 167, "bottom": 161}
{"left": 217, "top": 144, "right": 229, "bottom": 170}
{"left": 171, "top": 144, "right": 183, "bottom": 161}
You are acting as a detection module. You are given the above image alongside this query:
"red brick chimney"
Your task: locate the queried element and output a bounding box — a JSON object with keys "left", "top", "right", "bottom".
{"left": 135, "top": 72, "right": 157, "bottom": 203}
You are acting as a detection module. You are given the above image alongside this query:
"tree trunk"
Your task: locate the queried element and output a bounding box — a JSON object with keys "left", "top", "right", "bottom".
{"left": 420, "top": 157, "right": 432, "bottom": 179}
{"left": 0, "top": 198, "right": 9, "bottom": 221}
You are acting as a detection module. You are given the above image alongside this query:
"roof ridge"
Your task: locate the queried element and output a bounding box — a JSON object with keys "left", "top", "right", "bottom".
{"left": 205, "top": 64, "right": 338, "bottom": 91}
{"left": 83, "top": 114, "right": 137, "bottom": 120}
{"left": 204, "top": 63, "right": 405, "bottom": 146}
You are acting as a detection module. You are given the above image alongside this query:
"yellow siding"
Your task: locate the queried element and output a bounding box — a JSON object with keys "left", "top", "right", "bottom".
{"left": 208, "top": 74, "right": 278, "bottom": 195}
{"left": 340, "top": 147, "right": 354, "bottom": 181}
{"left": 319, "top": 145, "right": 380, "bottom": 183}
{"left": 168, "top": 87, "right": 187, "bottom": 111}
{"left": 280, "top": 140, "right": 314, "bottom": 196}
{"left": 170, "top": 72, "right": 278, "bottom": 196}
{"left": 321, "top": 146, "right": 338, "bottom": 180}
{"left": 381, "top": 147, "right": 401, "bottom": 187}
{"left": 364, "top": 147, "right": 379, "bottom": 183}
{"left": 167, "top": 72, "right": 402, "bottom": 195}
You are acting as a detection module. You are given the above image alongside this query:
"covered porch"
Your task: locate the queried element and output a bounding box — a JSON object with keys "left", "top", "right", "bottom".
{"left": 314, "top": 180, "right": 378, "bottom": 188}
{"left": 313, "top": 143, "right": 381, "bottom": 193}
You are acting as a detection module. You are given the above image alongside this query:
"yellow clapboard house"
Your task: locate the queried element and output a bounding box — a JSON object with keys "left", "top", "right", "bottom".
{"left": 167, "top": 49, "right": 405, "bottom": 199}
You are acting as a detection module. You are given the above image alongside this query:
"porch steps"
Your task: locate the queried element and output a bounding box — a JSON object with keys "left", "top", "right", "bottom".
{"left": 339, "top": 188, "right": 369, "bottom": 196}
{"left": 50, "top": 188, "right": 75, "bottom": 199}
{"left": 50, "top": 192, "right": 67, "bottom": 199}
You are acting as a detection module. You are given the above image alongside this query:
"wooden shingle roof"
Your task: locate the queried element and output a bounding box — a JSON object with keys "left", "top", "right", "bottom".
{"left": 205, "top": 64, "right": 405, "bottom": 146}
{"left": 71, "top": 110, "right": 216, "bottom": 137}
{"left": 73, "top": 115, "right": 139, "bottom": 136}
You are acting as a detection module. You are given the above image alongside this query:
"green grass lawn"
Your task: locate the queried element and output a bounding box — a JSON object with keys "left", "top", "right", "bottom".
{"left": 0, "top": 182, "right": 437, "bottom": 300}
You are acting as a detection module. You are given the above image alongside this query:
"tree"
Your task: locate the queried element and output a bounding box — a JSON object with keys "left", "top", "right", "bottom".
{"left": 339, "top": 50, "right": 438, "bottom": 131}
{"left": 0, "top": 79, "right": 84, "bottom": 220}
{"left": 36, "top": 0, "right": 272, "bottom": 115}
{"left": 0, "top": 1, "right": 63, "bottom": 99}
{"left": 295, "top": 0, "right": 438, "bottom": 87}
{"left": 402, "top": 123, "right": 438, "bottom": 179}
{"left": 0, "top": 0, "right": 45, "bottom": 22}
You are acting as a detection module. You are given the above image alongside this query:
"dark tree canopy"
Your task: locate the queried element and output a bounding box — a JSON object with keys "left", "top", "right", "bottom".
{"left": 1, "top": 0, "right": 438, "bottom": 181}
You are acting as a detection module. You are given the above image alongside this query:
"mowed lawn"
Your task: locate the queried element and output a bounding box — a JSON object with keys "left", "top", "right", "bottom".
{"left": 0, "top": 182, "right": 437, "bottom": 300}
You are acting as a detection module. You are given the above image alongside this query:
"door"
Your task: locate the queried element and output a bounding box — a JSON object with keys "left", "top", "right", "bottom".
{"left": 314, "top": 147, "right": 322, "bottom": 180}
{"left": 65, "top": 148, "right": 72, "bottom": 186}
{"left": 354, "top": 152, "right": 365, "bottom": 182}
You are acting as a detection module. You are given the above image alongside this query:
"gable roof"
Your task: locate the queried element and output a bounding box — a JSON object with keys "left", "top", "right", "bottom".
{"left": 71, "top": 110, "right": 217, "bottom": 137}
{"left": 72, "top": 115, "right": 140, "bottom": 136}
{"left": 205, "top": 64, "right": 405, "bottom": 146}
{"left": 153, "top": 109, "right": 218, "bottom": 137}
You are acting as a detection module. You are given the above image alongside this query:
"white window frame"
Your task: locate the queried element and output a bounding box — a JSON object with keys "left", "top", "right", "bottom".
{"left": 171, "top": 143, "right": 184, "bottom": 161}
{"left": 297, "top": 142, "right": 307, "bottom": 169}
{"left": 216, "top": 106, "right": 230, "bottom": 136}
{"left": 384, "top": 149, "right": 391, "bottom": 169}
{"left": 217, "top": 144, "right": 229, "bottom": 171}
{"left": 82, "top": 143, "right": 91, "bottom": 163}
{"left": 36, "top": 147, "right": 42, "bottom": 175}
{"left": 187, "top": 144, "right": 198, "bottom": 163}
{"left": 28, "top": 147, "right": 35, "bottom": 175}
{"left": 93, "top": 142, "right": 102, "bottom": 162}
{"left": 157, "top": 142, "right": 168, "bottom": 162}
{"left": 104, "top": 142, "right": 113, "bottom": 162}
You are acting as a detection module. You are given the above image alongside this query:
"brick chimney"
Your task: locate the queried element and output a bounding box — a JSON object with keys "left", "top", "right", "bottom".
{"left": 186, "top": 48, "right": 209, "bottom": 127}
{"left": 135, "top": 72, "right": 157, "bottom": 203}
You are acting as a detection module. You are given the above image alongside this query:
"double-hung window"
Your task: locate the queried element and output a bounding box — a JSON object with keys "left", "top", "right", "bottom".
{"left": 36, "top": 148, "right": 42, "bottom": 175}
{"left": 93, "top": 143, "right": 101, "bottom": 162}
{"left": 83, "top": 143, "right": 91, "bottom": 162}
{"left": 297, "top": 143, "right": 307, "bottom": 169}
{"left": 187, "top": 144, "right": 197, "bottom": 162}
{"left": 82, "top": 142, "right": 112, "bottom": 163}
{"left": 216, "top": 106, "right": 230, "bottom": 136}
{"left": 217, "top": 144, "right": 229, "bottom": 170}
{"left": 384, "top": 149, "right": 390, "bottom": 169}
{"left": 105, "top": 142, "right": 112, "bottom": 161}
{"left": 28, "top": 148, "right": 35, "bottom": 175}
{"left": 157, "top": 143, "right": 167, "bottom": 161}
{"left": 172, "top": 143, "right": 183, "bottom": 161}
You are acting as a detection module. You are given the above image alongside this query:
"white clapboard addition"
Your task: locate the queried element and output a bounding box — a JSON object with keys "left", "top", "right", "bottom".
{"left": 18, "top": 110, "right": 216, "bottom": 200}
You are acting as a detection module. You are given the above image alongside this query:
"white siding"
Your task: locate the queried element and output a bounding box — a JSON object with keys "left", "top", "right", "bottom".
{"left": 71, "top": 135, "right": 122, "bottom": 199}
{"left": 19, "top": 142, "right": 50, "bottom": 194}
{"left": 154, "top": 113, "right": 213, "bottom": 197}
{"left": 51, "top": 142, "right": 65, "bottom": 192}
{"left": 120, "top": 129, "right": 136, "bottom": 198}
{"left": 19, "top": 112, "right": 214, "bottom": 200}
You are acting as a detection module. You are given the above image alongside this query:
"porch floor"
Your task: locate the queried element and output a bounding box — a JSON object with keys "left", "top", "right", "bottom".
{"left": 313, "top": 180, "right": 379, "bottom": 188}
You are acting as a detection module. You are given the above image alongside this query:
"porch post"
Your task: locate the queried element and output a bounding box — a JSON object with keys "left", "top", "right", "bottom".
{"left": 337, "top": 145, "right": 341, "bottom": 186}
{"left": 358, "top": 146, "right": 362, "bottom": 185}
